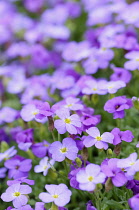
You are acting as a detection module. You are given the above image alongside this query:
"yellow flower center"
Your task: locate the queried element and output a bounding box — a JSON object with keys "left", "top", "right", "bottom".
{"left": 60, "top": 147, "right": 68, "bottom": 153}
{"left": 64, "top": 118, "right": 71, "bottom": 124}
{"left": 130, "top": 162, "right": 135, "bottom": 166}
{"left": 136, "top": 58, "right": 139, "bottom": 61}
{"left": 67, "top": 104, "right": 73, "bottom": 107}
{"left": 13, "top": 192, "right": 21, "bottom": 197}
{"left": 92, "top": 88, "right": 97, "bottom": 91}
{"left": 44, "top": 144, "right": 48, "bottom": 147}
{"left": 96, "top": 136, "right": 102, "bottom": 141}
{"left": 32, "top": 111, "right": 39, "bottom": 115}
{"left": 43, "top": 165, "right": 48, "bottom": 170}
{"left": 88, "top": 176, "right": 94, "bottom": 182}
{"left": 52, "top": 194, "right": 59, "bottom": 198}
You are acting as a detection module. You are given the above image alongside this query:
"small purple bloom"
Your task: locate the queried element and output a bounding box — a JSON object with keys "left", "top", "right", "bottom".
{"left": 104, "top": 96, "right": 133, "bottom": 119}
{"left": 34, "top": 157, "right": 55, "bottom": 176}
{"left": 0, "top": 107, "right": 18, "bottom": 124}
{"left": 82, "top": 79, "right": 107, "bottom": 95}
{"left": 63, "top": 97, "right": 83, "bottom": 111}
{"left": 54, "top": 109, "right": 81, "bottom": 134}
{"left": 101, "top": 158, "right": 127, "bottom": 187}
{"left": 31, "top": 140, "right": 50, "bottom": 158}
{"left": 1, "top": 183, "right": 32, "bottom": 208}
{"left": 117, "top": 153, "right": 139, "bottom": 178}
{"left": 7, "top": 177, "right": 35, "bottom": 186}
{"left": 111, "top": 128, "right": 134, "bottom": 145}
{"left": 128, "top": 194, "right": 139, "bottom": 210}
{"left": 39, "top": 183, "right": 72, "bottom": 207}
{"left": 86, "top": 201, "right": 97, "bottom": 210}
{"left": 49, "top": 138, "right": 78, "bottom": 162}
{"left": 5, "top": 156, "right": 32, "bottom": 179}
{"left": 124, "top": 51, "right": 139, "bottom": 71}
{"left": 126, "top": 180, "right": 139, "bottom": 195}
{"left": 0, "top": 146, "right": 17, "bottom": 162}
{"left": 83, "top": 127, "right": 114, "bottom": 150}
{"left": 76, "top": 163, "right": 106, "bottom": 191}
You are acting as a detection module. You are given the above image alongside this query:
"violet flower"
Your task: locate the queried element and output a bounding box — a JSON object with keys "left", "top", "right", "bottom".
{"left": 0, "top": 146, "right": 17, "bottom": 162}
{"left": 39, "top": 184, "right": 72, "bottom": 207}
{"left": 54, "top": 108, "right": 81, "bottom": 134}
{"left": 49, "top": 138, "right": 78, "bottom": 162}
{"left": 128, "top": 194, "right": 139, "bottom": 210}
{"left": 1, "top": 183, "right": 32, "bottom": 208}
{"left": 111, "top": 128, "right": 134, "bottom": 145}
{"left": 104, "top": 96, "right": 133, "bottom": 119}
{"left": 83, "top": 127, "right": 114, "bottom": 150}
{"left": 34, "top": 157, "right": 55, "bottom": 176}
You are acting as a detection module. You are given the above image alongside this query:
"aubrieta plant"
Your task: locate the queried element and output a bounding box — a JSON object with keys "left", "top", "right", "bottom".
{"left": 1, "top": 0, "right": 139, "bottom": 210}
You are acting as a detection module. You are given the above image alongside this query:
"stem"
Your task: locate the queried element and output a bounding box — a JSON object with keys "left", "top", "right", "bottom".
{"left": 52, "top": 131, "right": 56, "bottom": 142}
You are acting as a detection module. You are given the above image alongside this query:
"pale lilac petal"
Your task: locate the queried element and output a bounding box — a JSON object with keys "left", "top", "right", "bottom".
{"left": 86, "top": 164, "right": 100, "bottom": 177}
{"left": 66, "top": 123, "right": 77, "bottom": 134}
{"left": 34, "top": 165, "right": 44, "bottom": 173}
{"left": 86, "top": 127, "right": 100, "bottom": 138}
{"left": 112, "top": 172, "right": 127, "bottom": 187}
{"left": 54, "top": 120, "right": 66, "bottom": 134}
{"left": 83, "top": 136, "right": 96, "bottom": 147}
{"left": 79, "top": 182, "right": 95, "bottom": 191}
{"left": 54, "top": 190, "right": 71, "bottom": 207}
{"left": 1, "top": 192, "right": 14, "bottom": 202}
{"left": 93, "top": 172, "right": 106, "bottom": 184}
{"left": 19, "top": 159, "right": 32, "bottom": 172}
{"left": 19, "top": 185, "right": 32, "bottom": 194}
{"left": 56, "top": 109, "right": 70, "bottom": 119}
{"left": 13, "top": 195, "right": 28, "bottom": 208}
{"left": 39, "top": 192, "right": 54, "bottom": 203}
{"left": 76, "top": 169, "right": 89, "bottom": 183}
{"left": 101, "top": 132, "right": 114, "bottom": 143}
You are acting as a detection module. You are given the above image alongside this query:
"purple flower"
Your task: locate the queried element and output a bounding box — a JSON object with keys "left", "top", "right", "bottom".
{"left": 82, "top": 79, "right": 107, "bottom": 95}
{"left": 76, "top": 163, "right": 106, "bottom": 191}
{"left": 110, "top": 66, "right": 132, "bottom": 84}
{"left": 1, "top": 183, "right": 32, "bottom": 208}
{"left": 7, "top": 177, "right": 35, "bottom": 186}
{"left": 124, "top": 51, "right": 139, "bottom": 71}
{"left": 54, "top": 109, "right": 81, "bottom": 134}
{"left": 34, "top": 157, "right": 55, "bottom": 176}
{"left": 35, "top": 202, "right": 46, "bottom": 210}
{"left": 0, "top": 107, "right": 18, "bottom": 124}
{"left": 104, "top": 96, "right": 133, "bottom": 119}
{"left": 20, "top": 101, "right": 53, "bottom": 122}
{"left": 15, "top": 129, "right": 34, "bottom": 151}
{"left": 83, "top": 127, "right": 114, "bottom": 150}
{"left": 128, "top": 194, "right": 139, "bottom": 210}
{"left": 5, "top": 156, "right": 32, "bottom": 179}
{"left": 49, "top": 138, "right": 78, "bottom": 162}
{"left": 101, "top": 158, "right": 127, "bottom": 187}
{"left": 0, "top": 167, "right": 7, "bottom": 178}
{"left": 31, "top": 140, "right": 50, "bottom": 158}
{"left": 117, "top": 153, "right": 139, "bottom": 178}
{"left": 111, "top": 128, "right": 134, "bottom": 145}
{"left": 63, "top": 97, "right": 83, "bottom": 111}
{"left": 62, "top": 41, "right": 91, "bottom": 62}
{"left": 104, "top": 80, "right": 126, "bottom": 94}
{"left": 11, "top": 204, "right": 33, "bottom": 210}
{"left": 126, "top": 180, "right": 139, "bottom": 195}
{"left": 0, "top": 146, "right": 17, "bottom": 162}
{"left": 86, "top": 201, "right": 97, "bottom": 210}
{"left": 39, "top": 184, "right": 72, "bottom": 207}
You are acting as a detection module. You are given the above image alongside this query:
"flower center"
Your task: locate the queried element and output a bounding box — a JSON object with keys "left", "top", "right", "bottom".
{"left": 15, "top": 165, "right": 19, "bottom": 170}
{"left": 64, "top": 118, "right": 71, "bottom": 124}
{"left": 52, "top": 194, "right": 59, "bottom": 198}
{"left": 13, "top": 192, "right": 21, "bottom": 197}
{"left": 60, "top": 147, "right": 68, "bottom": 153}
{"left": 136, "top": 58, "right": 139, "bottom": 61}
{"left": 92, "top": 88, "right": 97, "bottom": 91}
{"left": 32, "top": 111, "right": 39, "bottom": 115}
{"left": 43, "top": 165, "right": 48, "bottom": 170}
{"left": 44, "top": 144, "right": 48, "bottom": 147}
{"left": 67, "top": 104, "right": 73, "bottom": 107}
{"left": 88, "top": 176, "right": 94, "bottom": 182}
{"left": 96, "top": 136, "right": 102, "bottom": 141}
{"left": 130, "top": 162, "right": 135, "bottom": 166}
{"left": 115, "top": 105, "right": 120, "bottom": 110}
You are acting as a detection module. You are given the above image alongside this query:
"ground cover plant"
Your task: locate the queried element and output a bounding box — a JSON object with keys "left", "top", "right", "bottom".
{"left": 1, "top": 0, "right": 139, "bottom": 209}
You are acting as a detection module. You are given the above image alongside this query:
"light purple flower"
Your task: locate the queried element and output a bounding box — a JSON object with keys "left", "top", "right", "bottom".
{"left": 1, "top": 183, "right": 32, "bottom": 208}
{"left": 104, "top": 80, "right": 126, "bottom": 94}
{"left": 63, "top": 97, "right": 83, "bottom": 111}
{"left": 124, "top": 51, "right": 139, "bottom": 71}
{"left": 54, "top": 109, "right": 81, "bottom": 134}
{"left": 31, "top": 140, "right": 50, "bottom": 158}
{"left": 7, "top": 177, "right": 35, "bottom": 186}
{"left": 0, "top": 146, "right": 17, "bottom": 162}
{"left": 11, "top": 204, "right": 33, "bottom": 210}
{"left": 49, "top": 138, "right": 78, "bottom": 162}
{"left": 101, "top": 158, "right": 127, "bottom": 187}
{"left": 39, "top": 184, "right": 72, "bottom": 207}
{"left": 104, "top": 96, "right": 133, "bottom": 119}
{"left": 34, "top": 157, "right": 55, "bottom": 176}
{"left": 111, "top": 128, "right": 134, "bottom": 145}
{"left": 62, "top": 41, "right": 91, "bottom": 62}
{"left": 128, "top": 194, "right": 139, "bottom": 210}
{"left": 82, "top": 80, "right": 107, "bottom": 95}
{"left": 0, "top": 107, "right": 18, "bottom": 124}
{"left": 117, "top": 153, "right": 139, "bottom": 178}
{"left": 76, "top": 164, "right": 106, "bottom": 191}
{"left": 83, "top": 127, "right": 114, "bottom": 150}
{"left": 5, "top": 156, "right": 32, "bottom": 179}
